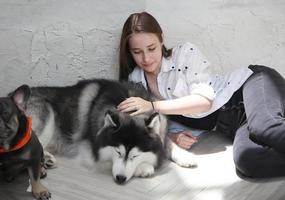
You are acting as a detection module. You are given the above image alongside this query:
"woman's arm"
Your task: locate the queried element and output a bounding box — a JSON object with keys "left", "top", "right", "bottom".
{"left": 117, "top": 94, "right": 212, "bottom": 116}
{"left": 153, "top": 94, "right": 212, "bottom": 115}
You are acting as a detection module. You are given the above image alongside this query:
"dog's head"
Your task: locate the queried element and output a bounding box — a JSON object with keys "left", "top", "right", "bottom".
{"left": 0, "top": 85, "right": 30, "bottom": 150}
{"left": 95, "top": 110, "right": 167, "bottom": 184}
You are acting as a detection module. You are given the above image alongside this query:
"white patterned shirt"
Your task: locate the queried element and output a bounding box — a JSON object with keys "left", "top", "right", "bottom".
{"left": 129, "top": 42, "right": 253, "bottom": 118}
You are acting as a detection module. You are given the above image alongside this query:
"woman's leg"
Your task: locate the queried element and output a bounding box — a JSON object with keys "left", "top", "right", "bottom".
{"left": 243, "top": 66, "right": 285, "bottom": 153}
{"left": 233, "top": 122, "right": 285, "bottom": 177}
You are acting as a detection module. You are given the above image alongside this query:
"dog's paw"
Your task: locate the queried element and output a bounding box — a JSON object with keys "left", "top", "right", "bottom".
{"left": 44, "top": 151, "right": 57, "bottom": 169}
{"left": 32, "top": 184, "right": 51, "bottom": 200}
{"left": 134, "top": 163, "right": 155, "bottom": 177}
{"left": 170, "top": 145, "right": 197, "bottom": 168}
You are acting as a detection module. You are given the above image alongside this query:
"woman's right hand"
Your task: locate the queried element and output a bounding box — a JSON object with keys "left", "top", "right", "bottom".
{"left": 117, "top": 97, "right": 153, "bottom": 116}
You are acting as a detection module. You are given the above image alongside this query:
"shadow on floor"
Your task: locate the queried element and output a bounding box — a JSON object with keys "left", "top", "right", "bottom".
{"left": 190, "top": 131, "right": 233, "bottom": 155}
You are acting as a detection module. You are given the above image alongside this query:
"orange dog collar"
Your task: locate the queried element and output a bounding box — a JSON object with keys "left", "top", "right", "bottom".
{"left": 0, "top": 116, "right": 33, "bottom": 153}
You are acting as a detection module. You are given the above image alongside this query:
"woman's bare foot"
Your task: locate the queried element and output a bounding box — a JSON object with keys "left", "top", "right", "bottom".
{"left": 168, "top": 131, "right": 197, "bottom": 150}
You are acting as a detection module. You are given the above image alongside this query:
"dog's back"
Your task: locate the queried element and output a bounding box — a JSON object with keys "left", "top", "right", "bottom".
{"left": 25, "top": 79, "right": 165, "bottom": 154}
{"left": 26, "top": 83, "right": 87, "bottom": 155}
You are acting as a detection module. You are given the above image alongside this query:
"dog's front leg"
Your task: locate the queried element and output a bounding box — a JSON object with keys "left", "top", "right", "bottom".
{"left": 28, "top": 164, "right": 51, "bottom": 200}
{"left": 134, "top": 162, "right": 155, "bottom": 178}
{"left": 166, "top": 136, "right": 197, "bottom": 168}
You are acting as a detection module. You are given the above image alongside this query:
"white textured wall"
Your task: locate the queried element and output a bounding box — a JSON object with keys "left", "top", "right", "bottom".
{"left": 1, "top": 0, "right": 285, "bottom": 95}
{"left": 0, "top": 0, "right": 145, "bottom": 95}
{"left": 147, "top": 0, "right": 285, "bottom": 74}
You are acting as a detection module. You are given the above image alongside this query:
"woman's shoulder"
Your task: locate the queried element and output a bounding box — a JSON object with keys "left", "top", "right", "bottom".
{"left": 171, "top": 42, "right": 200, "bottom": 57}
{"left": 172, "top": 42, "right": 197, "bottom": 51}
{"left": 168, "top": 42, "right": 208, "bottom": 68}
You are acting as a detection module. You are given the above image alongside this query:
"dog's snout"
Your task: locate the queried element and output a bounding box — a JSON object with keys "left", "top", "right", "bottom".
{"left": 115, "top": 175, "right": 127, "bottom": 184}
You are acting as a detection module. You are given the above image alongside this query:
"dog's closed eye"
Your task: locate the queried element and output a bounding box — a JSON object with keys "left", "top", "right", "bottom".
{"left": 129, "top": 155, "right": 138, "bottom": 161}
{"left": 115, "top": 149, "right": 123, "bottom": 158}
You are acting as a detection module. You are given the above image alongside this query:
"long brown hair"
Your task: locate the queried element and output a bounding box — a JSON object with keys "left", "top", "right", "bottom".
{"left": 119, "top": 12, "right": 172, "bottom": 80}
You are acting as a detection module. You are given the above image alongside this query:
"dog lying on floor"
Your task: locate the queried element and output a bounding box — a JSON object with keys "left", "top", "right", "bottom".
{"left": 10, "top": 79, "right": 196, "bottom": 184}
{"left": 0, "top": 86, "right": 51, "bottom": 199}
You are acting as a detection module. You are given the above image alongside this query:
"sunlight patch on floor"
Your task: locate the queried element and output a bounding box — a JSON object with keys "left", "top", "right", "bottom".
{"left": 194, "top": 189, "right": 224, "bottom": 200}
{"left": 172, "top": 145, "right": 241, "bottom": 189}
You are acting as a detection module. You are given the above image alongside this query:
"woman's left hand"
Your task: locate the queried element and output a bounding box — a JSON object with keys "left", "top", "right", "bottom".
{"left": 117, "top": 97, "right": 153, "bottom": 116}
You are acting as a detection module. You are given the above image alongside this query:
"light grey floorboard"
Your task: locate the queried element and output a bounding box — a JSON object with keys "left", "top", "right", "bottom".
{"left": 1, "top": 131, "right": 285, "bottom": 200}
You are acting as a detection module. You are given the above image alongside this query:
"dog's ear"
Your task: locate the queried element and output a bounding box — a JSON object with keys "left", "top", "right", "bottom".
{"left": 103, "top": 110, "right": 120, "bottom": 128}
{"left": 9, "top": 84, "right": 31, "bottom": 112}
{"left": 145, "top": 113, "right": 160, "bottom": 135}
{"left": 97, "top": 110, "right": 121, "bottom": 136}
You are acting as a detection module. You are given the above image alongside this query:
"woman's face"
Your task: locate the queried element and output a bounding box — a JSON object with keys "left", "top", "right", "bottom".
{"left": 128, "top": 33, "right": 163, "bottom": 75}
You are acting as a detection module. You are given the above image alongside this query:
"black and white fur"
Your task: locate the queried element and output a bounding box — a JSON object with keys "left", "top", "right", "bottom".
{"left": 13, "top": 79, "right": 196, "bottom": 184}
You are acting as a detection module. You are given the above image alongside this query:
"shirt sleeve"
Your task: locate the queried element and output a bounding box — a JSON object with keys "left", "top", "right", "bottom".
{"left": 173, "top": 42, "right": 216, "bottom": 101}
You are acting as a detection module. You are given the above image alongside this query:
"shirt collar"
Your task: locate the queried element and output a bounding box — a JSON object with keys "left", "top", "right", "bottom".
{"left": 132, "top": 56, "right": 173, "bottom": 87}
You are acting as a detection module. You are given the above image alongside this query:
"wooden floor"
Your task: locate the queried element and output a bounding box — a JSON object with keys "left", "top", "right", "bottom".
{"left": 1, "top": 131, "right": 285, "bottom": 200}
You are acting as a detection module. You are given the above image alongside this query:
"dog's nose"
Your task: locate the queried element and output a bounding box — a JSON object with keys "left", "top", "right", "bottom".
{"left": 115, "top": 175, "right": 127, "bottom": 184}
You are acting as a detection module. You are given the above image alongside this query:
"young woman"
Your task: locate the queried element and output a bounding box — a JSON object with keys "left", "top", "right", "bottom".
{"left": 117, "top": 11, "right": 285, "bottom": 178}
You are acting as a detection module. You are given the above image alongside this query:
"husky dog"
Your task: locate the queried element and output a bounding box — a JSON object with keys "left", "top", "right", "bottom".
{"left": 11, "top": 79, "right": 195, "bottom": 184}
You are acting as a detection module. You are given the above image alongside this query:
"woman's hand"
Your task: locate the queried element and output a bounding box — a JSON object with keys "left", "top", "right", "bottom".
{"left": 169, "top": 131, "right": 197, "bottom": 150}
{"left": 117, "top": 97, "right": 153, "bottom": 116}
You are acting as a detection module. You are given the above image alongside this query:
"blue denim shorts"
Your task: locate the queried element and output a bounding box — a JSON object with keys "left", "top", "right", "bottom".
{"left": 168, "top": 120, "right": 207, "bottom": 137}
